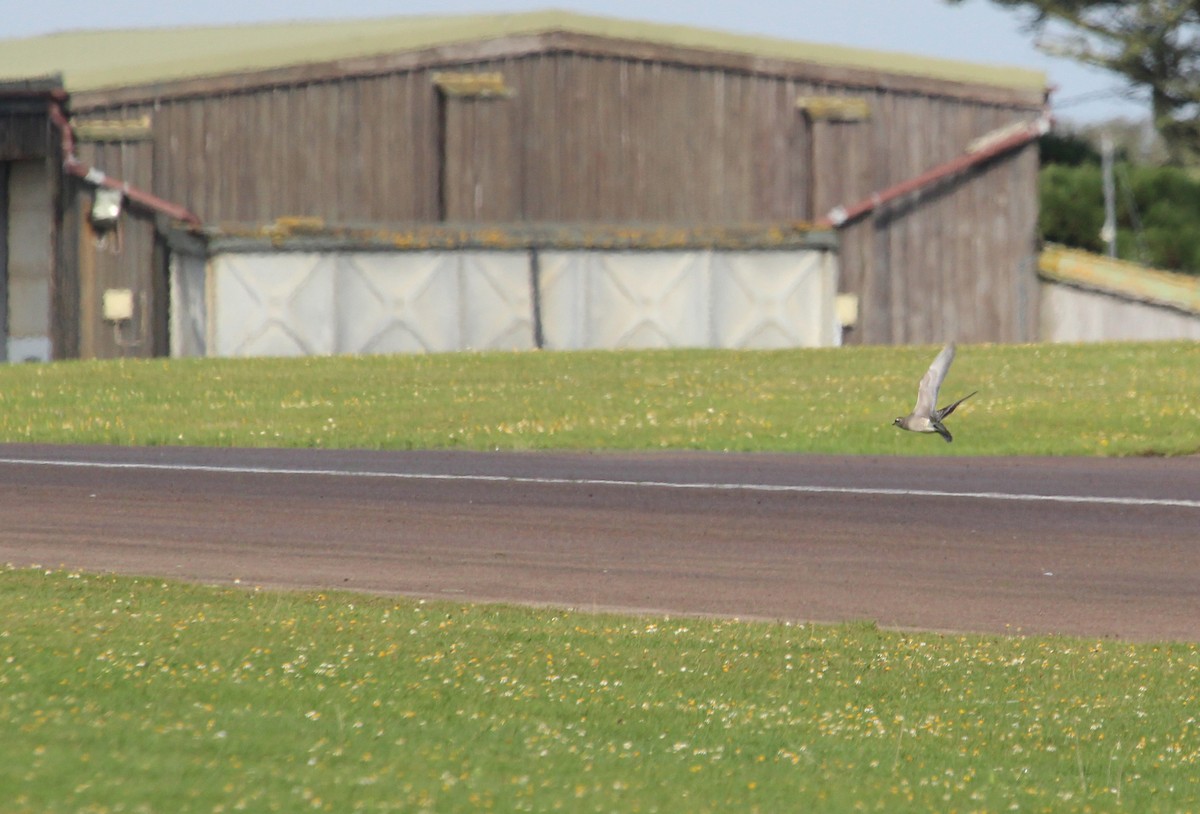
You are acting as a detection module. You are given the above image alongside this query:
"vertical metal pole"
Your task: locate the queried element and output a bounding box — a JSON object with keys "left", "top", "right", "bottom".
{"left": 1101, "top": 134, "right": 1117, "bottom": 258}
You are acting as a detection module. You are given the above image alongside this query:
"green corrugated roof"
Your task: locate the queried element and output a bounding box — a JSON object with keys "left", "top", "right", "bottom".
{"left": 0, "top": 10, "right": 1045, "bottom": 94}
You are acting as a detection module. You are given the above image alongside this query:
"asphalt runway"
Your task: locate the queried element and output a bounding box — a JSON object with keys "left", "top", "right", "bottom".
{"left": 0, "top": 444, "right": 1197, "bottom": 641}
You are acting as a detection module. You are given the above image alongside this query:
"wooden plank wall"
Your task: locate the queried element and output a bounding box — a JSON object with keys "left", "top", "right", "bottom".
{"left": 55, "top": 178, "right": 82, "bottom": 359}
{"left": 71, "top": 137, "right": 163, "bottom": 357}
{"left": 70, "top": 52, "right": 823, "bottom": 225}
{"left": 441, "top": 93, "right": 520, "bottom": 221}
{"left": 66, "top": 37, "right": 1044, "bottom": 346}
{"left": 0, "top": 112, "right": 51, "bottom": 162}
{"left": 840, "top": 105, "right": 1041, "bottom": 345}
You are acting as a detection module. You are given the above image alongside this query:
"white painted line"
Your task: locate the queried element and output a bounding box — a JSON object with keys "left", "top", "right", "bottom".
{"left": 0, "top": 455, "right": 1197, "bottom": 509}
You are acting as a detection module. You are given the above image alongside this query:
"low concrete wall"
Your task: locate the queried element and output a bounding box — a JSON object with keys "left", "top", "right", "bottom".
{"left": 169, "top": 224, "right": 841, "bottom": 357}
{"left": 1038, "top": 244, "right": 1200, "bottom": 342}
{"left": 1041, "top": 282, "right": 1200, "bottom": 342}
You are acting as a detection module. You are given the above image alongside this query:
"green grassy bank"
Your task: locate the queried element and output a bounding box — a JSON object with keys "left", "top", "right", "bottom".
{"left": 3, "top": 568, "right": 1197, "bottom": 813}
{"left": 0, "top": 342, "right": 1196, "bottom": 456}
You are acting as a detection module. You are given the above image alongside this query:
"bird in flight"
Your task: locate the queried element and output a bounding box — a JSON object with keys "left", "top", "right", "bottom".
{"left": 893, "top": 344, "right": 976, "bottom": 443}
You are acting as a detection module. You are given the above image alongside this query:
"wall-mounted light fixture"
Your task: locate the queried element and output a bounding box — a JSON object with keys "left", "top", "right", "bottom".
{"left": 90, "top": 187, "right": 123, "bottom": 230}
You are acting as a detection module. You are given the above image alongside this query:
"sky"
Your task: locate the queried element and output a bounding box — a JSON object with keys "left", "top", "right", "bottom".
{"left": 2, "top": 0, "right": 1147, "bottom": 125}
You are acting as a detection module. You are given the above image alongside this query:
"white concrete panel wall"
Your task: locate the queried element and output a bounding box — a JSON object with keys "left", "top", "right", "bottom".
{"left": 337, "top": 253, "right": 462, "bottom": 354}
{"left": 337, "top": 252, "right": 533, "bottom": 353}
{"left": 1040, "top": 282, "right": 1200, "bottom": 342}
{"left": 539, "top": 252, "right": 711, "bottom": 349}
{"left": 189, "top": 247, "right": 837, "bottom": 357}
{"left": 214, "top": 254, "right": 337, "bottom": 357}
{"left": 539, "top": 250, "right": 838, "bottom": 350}
{"left": 459, "top": 252, "right": 535, "bottom": 350}
{"left": 710, "top": 251, "right": 837, "bottom": 348}
{"left": 207, "top": 251, "right": 535, "bottom": 357}
{"left": 168, "top": 252, "right": 208, "bottom": 358}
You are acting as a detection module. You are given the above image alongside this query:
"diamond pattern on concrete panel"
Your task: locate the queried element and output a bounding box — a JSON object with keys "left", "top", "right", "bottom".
{"left": 214, "top": 253, "right": 336, "bottom": 357}
{"left": 337, "top": 253, "right": 460, "bottom": 354}
{"left": 539, "top": 252, "right": 711, "bottom": 350}
{"left": 204, "top": 247, "right": 837, "bottom": 357}
{"left": 592, "top": 253, "right": 709, "bottom": 348}
{"left": 535, "top": 252, "right": 589, "bottom": 350}
{"left": 169, "top": 254, "right": 207, "bottom": 357}
{"left": 459, "top": 253, "right": 535, "bottom": 350}
{"left": 711, "top": 252, "right": 830, "bottom": 348}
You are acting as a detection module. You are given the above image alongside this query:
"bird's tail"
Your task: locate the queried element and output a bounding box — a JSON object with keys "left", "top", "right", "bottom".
{"left": 936, "top": 391, "right": 977, "bottom": 421}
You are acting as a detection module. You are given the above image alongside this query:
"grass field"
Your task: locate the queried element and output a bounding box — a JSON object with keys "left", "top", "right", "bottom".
{"left": 0, "top": 342, "right": 1198, "bottom": 812}
{"left": 0, "top": 341, "right": 1195, "bottom": 456}
{"left": 3, "top": 567, "right": 1199, "bottom": 813}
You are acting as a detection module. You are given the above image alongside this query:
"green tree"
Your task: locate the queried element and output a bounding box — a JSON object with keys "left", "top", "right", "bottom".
{"left": 1038, "top": 162, "right": 1105, "bottom": 253}
{"left": 1128, "top": 163, "right": 1200, "bottom": 269}
{"left": 1039, "top": 129, "right": 1102, "bottom": 165}
{"left": 951, "top": 1, "right": 1200, "bottom": 163}
{"left": 1037, "top": 152, "right": 1200, "bottom": 275}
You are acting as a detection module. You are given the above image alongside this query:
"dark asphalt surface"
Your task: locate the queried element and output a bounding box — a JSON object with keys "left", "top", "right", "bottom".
{"left": 0, "top": 444, "right": 1197, "bottom": 641}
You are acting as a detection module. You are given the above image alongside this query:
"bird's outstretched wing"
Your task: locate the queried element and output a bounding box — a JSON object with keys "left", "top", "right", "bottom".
{"left": 913, "top": 344, "right": 955, "bottom": 418}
